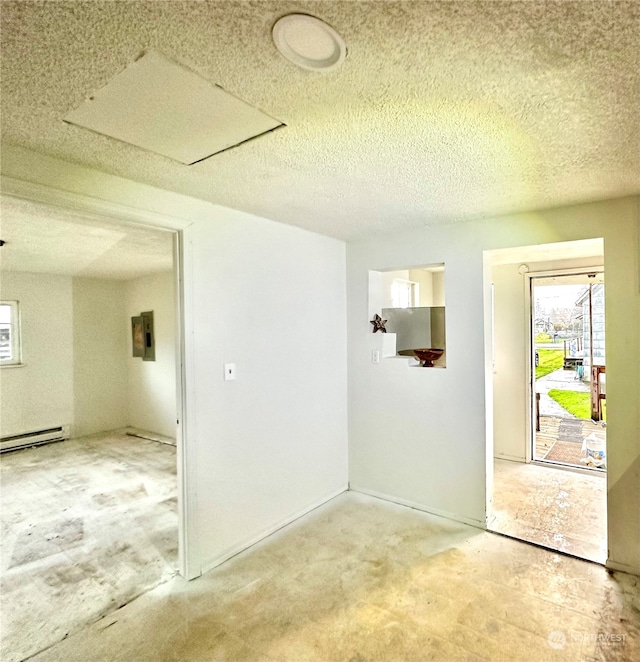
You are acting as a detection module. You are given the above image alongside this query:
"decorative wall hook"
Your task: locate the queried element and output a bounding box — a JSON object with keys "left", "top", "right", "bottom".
{"left": 370, "top": 314, "right": 387, "bottom": 333}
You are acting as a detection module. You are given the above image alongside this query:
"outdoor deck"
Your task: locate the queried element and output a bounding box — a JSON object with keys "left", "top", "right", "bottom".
{"left": 535, "top": 415, "right": 606, "bottom": 469}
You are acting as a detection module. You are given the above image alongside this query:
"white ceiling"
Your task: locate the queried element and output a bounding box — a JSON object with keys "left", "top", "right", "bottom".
{"left": 0, "top": 196, "right": 174, "bottom": 280}
{"left": 1, "top": 1, "right": 638, "bottom": 240}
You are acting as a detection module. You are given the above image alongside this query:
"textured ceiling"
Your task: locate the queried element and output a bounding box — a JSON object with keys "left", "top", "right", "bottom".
{"left": 488, "top": 238, "right": 604, "bottom": 265}
{"left": 0, "top": 197, "right": 174, "bottom": 280}
{"left": 1, "top": 1, "right": 638, "bottom": 240}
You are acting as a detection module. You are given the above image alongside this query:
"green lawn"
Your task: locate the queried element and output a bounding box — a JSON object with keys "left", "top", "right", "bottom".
{"left": 548, "top": 389, "right": 607, "bottom": 421}
{"left": 535, "top": 349, "right": 563, "bottom": 380}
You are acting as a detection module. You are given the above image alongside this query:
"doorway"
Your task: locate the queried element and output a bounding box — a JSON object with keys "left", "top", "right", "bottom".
{"left": 486, "top": 242, "right": 608, "bottom": 565}
{"left": 0, "top": 192, "right": 189, "bottom": 660}
{"left": 531, "top": 272, "right": 607, "bottom": 472}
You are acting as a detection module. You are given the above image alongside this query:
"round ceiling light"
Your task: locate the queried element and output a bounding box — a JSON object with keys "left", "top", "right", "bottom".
{"left": 272, "top": 14, "right": 346, "bottom": 72}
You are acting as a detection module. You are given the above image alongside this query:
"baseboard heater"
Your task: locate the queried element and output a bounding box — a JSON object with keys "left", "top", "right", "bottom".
{"left": 0, "top": 425, "right": 69, "bottom": 453}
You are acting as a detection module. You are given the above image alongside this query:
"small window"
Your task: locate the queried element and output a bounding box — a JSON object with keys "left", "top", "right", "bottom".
{"left": 0, "top": 301, "right": 21, "bottom": 366}
{"left": 391, "top": 279, "right": 419, "bottom": 308}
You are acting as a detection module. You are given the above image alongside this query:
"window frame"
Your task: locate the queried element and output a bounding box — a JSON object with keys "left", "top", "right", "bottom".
{"left": 0, "top": 300, "right": 22, "bottom": 367}
{"left": 391, "top": 278, "right": 420, "bottom": 308}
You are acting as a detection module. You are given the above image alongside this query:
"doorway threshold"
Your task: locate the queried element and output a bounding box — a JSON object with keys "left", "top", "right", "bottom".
{"left": 487, "top": 528, "right": 605, "bottom": 567}
{"left": 531, "top": 459, "right": 606, "bottom": 477}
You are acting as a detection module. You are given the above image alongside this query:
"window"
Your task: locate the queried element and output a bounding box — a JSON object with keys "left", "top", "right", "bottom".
{"left": 391, "top": 279, "right": 419, "bottom": 308}
{"left": 0, "top": 301, "right": 21, "bottom": 366}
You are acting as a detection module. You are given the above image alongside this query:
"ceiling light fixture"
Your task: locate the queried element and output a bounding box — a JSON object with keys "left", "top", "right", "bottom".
{"left": 272, "top": 14, "right": 346, "bottom": 71}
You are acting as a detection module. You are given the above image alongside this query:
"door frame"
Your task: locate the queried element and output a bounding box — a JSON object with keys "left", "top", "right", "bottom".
{"left": 1, "top": 176, "right": 199, "bottom": 579}
{"left": 525, "top": 266, "right": 605, "bottom": 468}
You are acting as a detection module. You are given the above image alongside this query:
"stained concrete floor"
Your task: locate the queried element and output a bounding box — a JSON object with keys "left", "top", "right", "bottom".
{"left": 0, "top": 430, "right": 178, "bottom": 662}
{"left": 491, "top": 459, "right": 607, "bottom": 564}
{"left": 21, "top": 492, "right": 638, "bottom": 662}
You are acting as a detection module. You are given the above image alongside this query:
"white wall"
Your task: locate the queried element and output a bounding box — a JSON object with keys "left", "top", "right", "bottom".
{"left": 409, "top": 269, "right": 434, "bottom": 306}
{"left": 347, "top": 196, "right": 639, "bottom": 575}
{"left": 2, "top": 146, "right": 349, "bottom": 576}
{"left": 0, "top": 272, "right": 74, "bottom": 436}
{"left": 432, "top": 271, "right": 445, "bottom": 306}
{"left": 189, "top": 213, "right": 348, "bottom": 569}
{"left": 0, "top": 272, "right": 131, "bottom": 438}
{"left": 351, "top": 239, "right": 487, "bottom": 527}
{"left": 491, "top": 263, "right": 527, "bottom": 462}
{"left": 125, "top": 271, "right": 176, "bottom": 439}
{"left": 492, "top": 257, "right": 604, "bottom": 462}
{"left": 73, "top": 278, "right": 128, "bottom": 437}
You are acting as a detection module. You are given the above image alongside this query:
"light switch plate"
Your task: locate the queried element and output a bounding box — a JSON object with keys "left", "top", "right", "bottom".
{"left": 224, "top": 363, "right": 236, "bottom": 381}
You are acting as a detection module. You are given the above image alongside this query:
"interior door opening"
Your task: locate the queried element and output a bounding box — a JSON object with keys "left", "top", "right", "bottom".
{"left": 0, "top": 190, "right": 190, "bottom": 661}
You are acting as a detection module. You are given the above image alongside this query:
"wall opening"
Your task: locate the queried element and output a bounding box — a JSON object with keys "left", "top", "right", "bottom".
{"left": 484, "top": 239, "right": 607, "bottom": 564}
{"left": 0, "top": 192, "right": 188, "bottom": 660}
{"left": 369, "top": 264, "right": 447, "bottom": 368}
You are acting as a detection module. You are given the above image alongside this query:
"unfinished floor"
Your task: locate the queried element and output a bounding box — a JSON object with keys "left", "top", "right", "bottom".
{"left": 491, "top": 459, "right": 607, "bottom": 564}
{"left": 18, "top": 492, "right": 638, "bottom": 662}
{"left": 0, "top": 430, "right": 178, "bottom": 662}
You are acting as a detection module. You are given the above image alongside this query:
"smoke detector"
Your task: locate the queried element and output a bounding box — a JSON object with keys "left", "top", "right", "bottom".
{"left": 272, "top": 14, "right": 346, "bottom": 71}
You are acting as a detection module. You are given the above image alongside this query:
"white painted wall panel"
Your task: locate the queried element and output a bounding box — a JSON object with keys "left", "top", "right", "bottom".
{"left": 0, "top": 273, "right": 131, "bottom": 439}
{"left": 188, "top": 212, "right": 348, "bottom": 568}
{"left": 0, "top": 272, "right": 74, "bottom": 436}
{"left": 349, "top": 243, "right": 487, "bottom": 527}
{"left": 125, "top": 271, "right": 176, "bottom": 439}
{"left": 72, "top": 278, "right": 128, "bottom": 437}
{"left": 491, "top": 263, "right": 529, "bottom": 462}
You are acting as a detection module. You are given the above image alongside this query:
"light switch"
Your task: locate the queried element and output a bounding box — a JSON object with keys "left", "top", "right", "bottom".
{"left": 224, "top": 363, "right": 236, "bottom": 381}
{"left": 371, "top": 350, "right": 380, "bottom": 364}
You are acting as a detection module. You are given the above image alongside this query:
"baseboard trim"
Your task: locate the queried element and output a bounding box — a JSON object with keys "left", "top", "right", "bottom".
{"left": 605, "top": 559, "right": 640, "bottom": 577}
{"left": 200, "top": 485, "right": 348, "bottom": 575}
{"left": 350, "top": 486, "right": 486, "bottom": 529}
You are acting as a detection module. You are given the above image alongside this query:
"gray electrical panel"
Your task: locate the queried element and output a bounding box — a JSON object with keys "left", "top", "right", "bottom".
{"left": 131, "top": 310, "right": 155, "bottom": 361}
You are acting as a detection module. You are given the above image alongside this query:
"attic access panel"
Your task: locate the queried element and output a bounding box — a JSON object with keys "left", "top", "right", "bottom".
{"left": 64, "top": 50, "right": 284, "bottom": 164}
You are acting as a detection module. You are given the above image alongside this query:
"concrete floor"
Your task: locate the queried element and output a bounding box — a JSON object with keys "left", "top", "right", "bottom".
{"left": 491, "top": 459, "right": 607, "bottom": 564}
{"left": 0, "top": 430, "right": 178, "bottom": 662}
{"left": 20, "top": 492, "right": 638, "bottom": 662}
